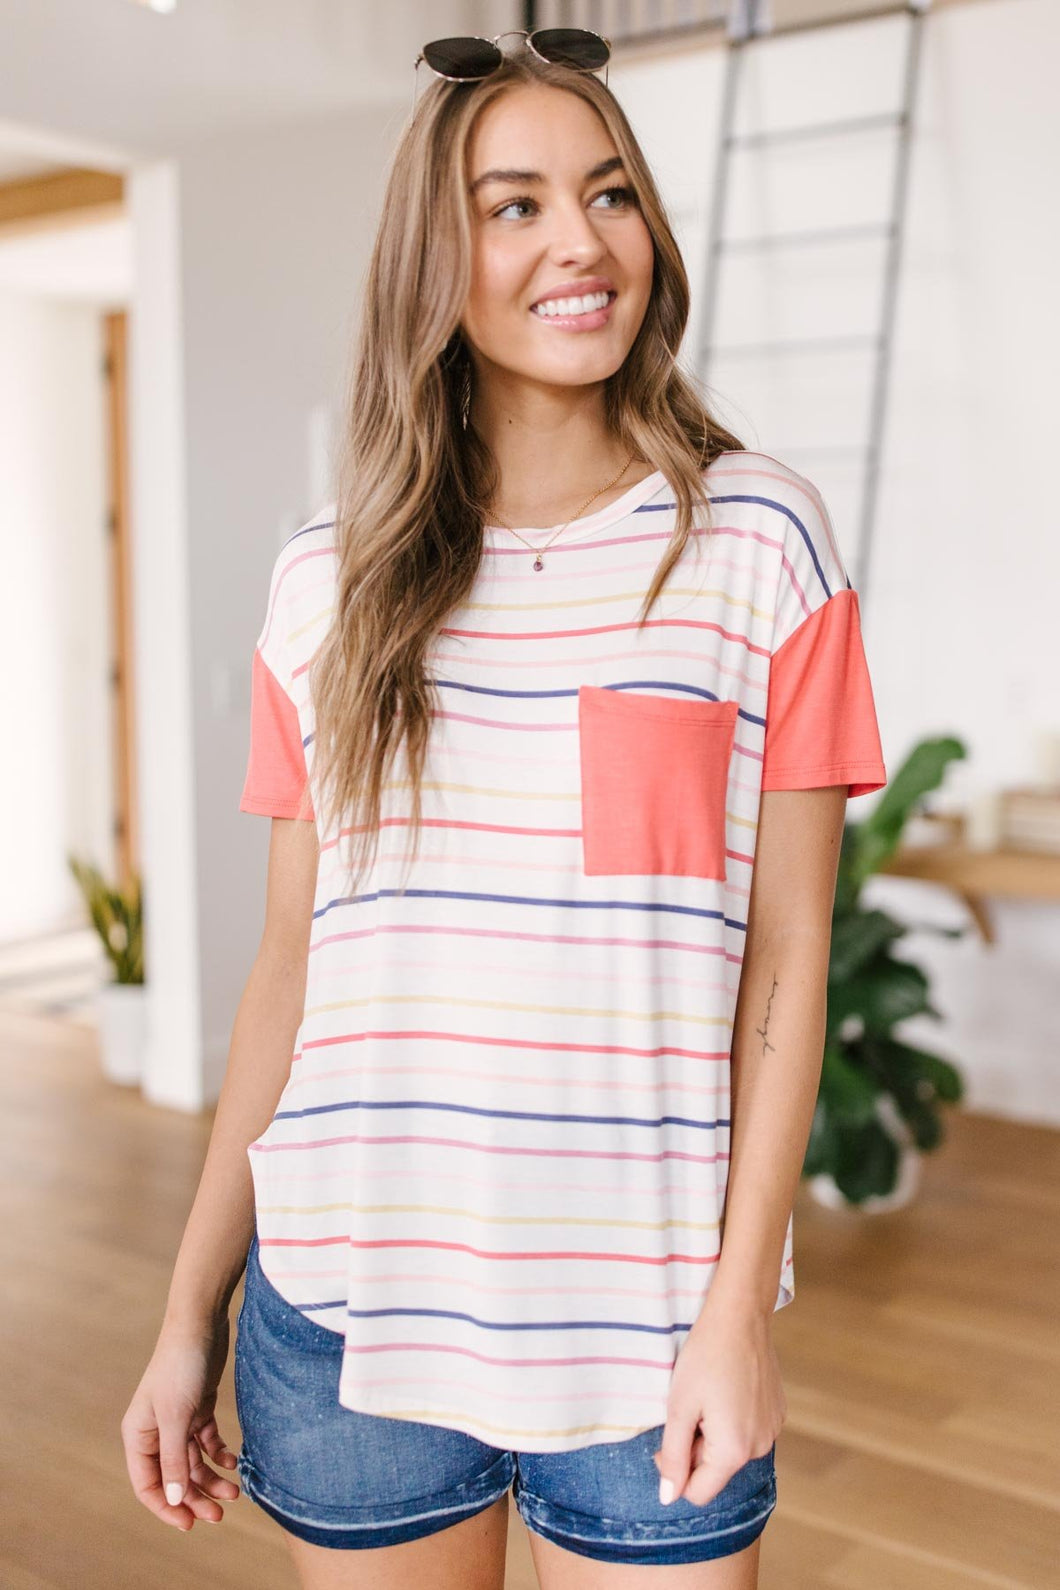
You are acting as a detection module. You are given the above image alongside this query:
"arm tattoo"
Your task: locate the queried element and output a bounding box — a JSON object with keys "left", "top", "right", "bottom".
{"left": 754, "top": 972, "right": 779, "bottom": 1056}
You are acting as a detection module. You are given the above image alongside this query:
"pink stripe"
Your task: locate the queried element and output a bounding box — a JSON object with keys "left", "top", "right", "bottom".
{"left": 344, "top": 1341, "right": 678, "bottom": 1372}
{"left": 711, "top": 456, "right": 846, "bottom": 566}
{"left": 252, "top": 1134, "right": 728, "bottom": 1165}
{"left": 776, "top": 547, "right": 815, "bottom": 623}
{"left": 432, "top": 708, "right": 761, "bottom": 768}
{"left": 305, "top": 918, "right": 744, "bottom": 962}
{"left": 250, "top": 1164, "right": 726, "bottom": 1196}
{"left": 332, "top": 1373, "right": 666, "bottom": 1409}
{"left": 429, "top": 645, "right": 767, "bottom": 693}
{"left": 483, "top": 538, "right": 777, "bottom": 594}
{"left": 322, "top": 811, "right": 756, "bottom": 863}
{"left": 441, "top": 615, "right": 772, "bottom": 657}
{"left": 283, "top": 1063, "right": 730, "bottom": 1105}
{"left": 307, "top": 956, "right": 735, "bottom": 993}
{"left": 258, "top": 544, "right": 335, "bottom": 651}
{"left": 260, "top": 1233, "right": 722, "bottom": 1267}
{"left": 482, "top": 519, "right": 784, "bottom": 561}
{"left": 300, "top": 1028, "right": 733, "bottom": 1061}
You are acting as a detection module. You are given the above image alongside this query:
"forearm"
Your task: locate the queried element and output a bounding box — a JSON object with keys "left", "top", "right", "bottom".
{"left": 161, "top": 946, "right": 306, "bottom": 1331}
{"left": 706, "top": 925, "right": 831, "bottom": 1320}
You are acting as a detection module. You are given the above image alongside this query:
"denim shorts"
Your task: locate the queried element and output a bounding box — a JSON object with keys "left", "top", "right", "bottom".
{"left": 234, "top": 1228, "right": 777, "bottom": 1567}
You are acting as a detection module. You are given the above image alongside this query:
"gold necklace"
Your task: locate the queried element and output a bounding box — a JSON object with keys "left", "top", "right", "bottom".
{"left": 487, "top": 449, "right": 637, "bottom": 571}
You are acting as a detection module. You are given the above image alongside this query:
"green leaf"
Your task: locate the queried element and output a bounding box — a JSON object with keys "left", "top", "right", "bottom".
{"left": 819, "top": 1043, "right": 880, "bottom": 1121}
{"left": 831, "top": 1116, "right": 901, "bottom": 1200}
{"left": 828, "top": 955, "right": 932, "bottom": 1032}
{"left": 828, "top": 908, "right": 907, "bottom": 982}
{"left": 846, "top": 736, "right": 967, "bottom": 886}
{"left": 66, "top": 853, "right": 144, "bottom": 984}
{"left": 803, "top": 1100, "right": 836, "bottom": 1176}
{"left": 864, "top": 1034, "right": 965, "bottom": 1105}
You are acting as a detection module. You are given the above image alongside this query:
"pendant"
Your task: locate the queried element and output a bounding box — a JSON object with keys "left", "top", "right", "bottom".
{"left": 533, "top": 554, "right": 544, "bottom": 571}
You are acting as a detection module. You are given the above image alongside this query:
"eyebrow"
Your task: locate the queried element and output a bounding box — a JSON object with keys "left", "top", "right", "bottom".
{"left": 468, "top": 155, "right": 626, "bottom": 199}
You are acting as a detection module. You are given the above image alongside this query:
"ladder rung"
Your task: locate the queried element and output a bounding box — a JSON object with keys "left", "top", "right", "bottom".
{"left": 726, "top": 111, "right": 905, "bottom": 149}
{"left": 704, "top": 333, "right": 884, "bottom": 359}
{"left": 753, "top": 2, "right": 925, "bottom": 43}
{"left": 715, "top": 221, "right": 895, "bottom": 254}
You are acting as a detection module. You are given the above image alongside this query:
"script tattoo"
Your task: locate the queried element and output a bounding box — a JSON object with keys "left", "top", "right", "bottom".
{"left": 755, "top": 973, "right": 779, "bottom": 1056}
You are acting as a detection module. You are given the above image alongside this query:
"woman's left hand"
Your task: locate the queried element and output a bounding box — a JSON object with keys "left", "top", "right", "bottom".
{"left": 652, "top": 1295, "right": 787, "bottom": 1509}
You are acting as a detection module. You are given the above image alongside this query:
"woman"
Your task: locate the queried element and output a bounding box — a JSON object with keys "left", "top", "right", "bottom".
{"left": 121, "top": 30, "right": 886, "bottom": 1588}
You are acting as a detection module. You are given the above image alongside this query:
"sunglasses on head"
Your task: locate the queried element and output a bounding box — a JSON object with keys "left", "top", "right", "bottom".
{"left": 412, "top": 28, "right": 611, "bottom": 112}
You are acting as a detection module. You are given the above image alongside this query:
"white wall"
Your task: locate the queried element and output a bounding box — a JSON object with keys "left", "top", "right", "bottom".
{"left": 612, "top": 0, "right": 1060, "bottom": 1123}
{"left": 126, "top": 159, "right": 201, "bottom": 1109}
{"left": 173, "top": 105, "right": 393, "bottom": 1100}
{"left": 0, "top": 292, "right": 112, "bottom": 940}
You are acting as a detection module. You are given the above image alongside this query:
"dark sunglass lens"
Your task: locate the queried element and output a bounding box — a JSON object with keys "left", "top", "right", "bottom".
{"left": 422, "top": 37, "right": 503, "bottom": 79}
{"left": 531, "top": 28, "right": 610, "bottom": 71}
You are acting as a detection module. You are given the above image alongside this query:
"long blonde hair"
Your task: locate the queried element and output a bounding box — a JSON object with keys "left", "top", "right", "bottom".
{"left": 307, "top": 49, "right": 745, "bottom": 894}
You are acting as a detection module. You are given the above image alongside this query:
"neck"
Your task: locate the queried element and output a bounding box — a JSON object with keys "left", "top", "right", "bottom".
{"left": 467, "top": 373, "right": 643, "bottom": 524}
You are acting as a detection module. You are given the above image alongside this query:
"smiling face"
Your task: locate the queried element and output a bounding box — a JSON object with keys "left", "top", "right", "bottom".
{"left": 459, "top": 83, "right": 655, "bottom": 397}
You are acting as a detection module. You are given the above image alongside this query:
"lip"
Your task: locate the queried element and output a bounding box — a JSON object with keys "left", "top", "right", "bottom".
{"left": 529, "top": 276, "right": 615, "bottom": 309}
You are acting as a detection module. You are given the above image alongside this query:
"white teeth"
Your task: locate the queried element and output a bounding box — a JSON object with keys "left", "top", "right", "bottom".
{"left": 532, "top": 291, "right": 612, "bottom": 318}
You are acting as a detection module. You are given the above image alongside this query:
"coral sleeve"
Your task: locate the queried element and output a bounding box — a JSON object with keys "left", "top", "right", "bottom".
{"left": 239, "top": 646, "right": 315, "bottom": 819}
{"left": 761, "top": 587, "right": 886, "bottom": 799}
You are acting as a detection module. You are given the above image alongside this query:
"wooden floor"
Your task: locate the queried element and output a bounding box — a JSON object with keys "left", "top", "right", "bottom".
{"left": 2, "top": 1005, "right": 1058, "bottom": 1589}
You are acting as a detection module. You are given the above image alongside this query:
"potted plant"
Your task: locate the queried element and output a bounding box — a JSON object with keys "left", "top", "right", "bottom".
{"left": 67, "top": 855, "right": 146, "bottom": 1086}
{"left": 805, "top": 736, "right": 968, "bottom": 1212}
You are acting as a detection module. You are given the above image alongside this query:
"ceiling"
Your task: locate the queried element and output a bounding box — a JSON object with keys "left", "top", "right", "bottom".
{"left": 0, "top": 0, "right": 986, "bottom": 187}
{"left": 0, "top": 0, "right": 505, "bottom": 179}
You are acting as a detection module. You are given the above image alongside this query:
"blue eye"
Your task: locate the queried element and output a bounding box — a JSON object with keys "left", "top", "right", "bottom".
{"left": 492, "top": 185, "right": 636, "bottom": 221}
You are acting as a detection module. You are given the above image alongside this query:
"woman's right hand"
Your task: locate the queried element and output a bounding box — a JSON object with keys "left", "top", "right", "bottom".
{"left": 120, "top": 1313, "right": 241, "bottom": 1531}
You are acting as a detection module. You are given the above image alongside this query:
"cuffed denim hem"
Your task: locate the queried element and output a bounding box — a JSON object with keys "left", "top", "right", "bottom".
{"left": 512, "top": 1469, "right": 777, "bottom": 1566}
{"left": 236, "top": 1443, "right": 516, "bottom": 1551}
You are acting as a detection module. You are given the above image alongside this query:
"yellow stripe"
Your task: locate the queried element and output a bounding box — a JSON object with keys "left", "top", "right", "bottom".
{"left": 376, "top": 778, "right": 758, "bottom": 830}
{"left": 355, "top": 1408, "right": 657, "bottom": 1441}
{"left": 304, "top": 991, "right": 735, "bottom": 1027}
{"left": 461, "top": 585, "right": 771, "bottom": 619}
{"left": 288, "top": 603, "right": 334, "bottom": 644}
{"left": 257, "top": 1201, "right": 722, "bottom": 1233}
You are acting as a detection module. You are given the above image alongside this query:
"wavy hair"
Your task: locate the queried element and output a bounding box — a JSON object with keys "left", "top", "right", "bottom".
{"left": 306, "top": 48, "right": 746, "bottom": 894}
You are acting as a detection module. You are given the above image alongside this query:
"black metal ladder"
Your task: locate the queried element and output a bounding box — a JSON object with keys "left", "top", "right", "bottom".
{"left": 524, "top": 0, "right": 931, "bottom": 609}
{"left": 696, "top": 1, "right": 932, "bottom": 610}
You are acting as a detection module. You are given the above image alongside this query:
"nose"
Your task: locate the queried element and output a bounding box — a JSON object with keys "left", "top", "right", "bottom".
{"left": 545, "top": 196, "right": 609, "bottom": 263}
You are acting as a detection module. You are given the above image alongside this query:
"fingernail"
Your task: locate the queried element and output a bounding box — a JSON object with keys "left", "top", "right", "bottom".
{"left": 658, "top": 1476, "right": 675, "bottom": 1505}
{"left": 165, "top": 1482, "right": 184, "bottom": 1506}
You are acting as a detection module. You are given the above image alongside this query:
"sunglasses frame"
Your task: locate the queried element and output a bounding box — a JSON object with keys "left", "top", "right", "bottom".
{"left": 411, "top": 28, "right": 611, "bottom": 114}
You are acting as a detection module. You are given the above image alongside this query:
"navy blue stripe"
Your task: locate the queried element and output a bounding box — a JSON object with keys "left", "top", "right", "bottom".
{"left": 433, "top": 677, "right": 765, "bottom": 728}
{"left": 280, "top": 519, "right": 335, "bottom": 551}
{"left": 312, "top": 886, "right": 745, "bottom": 934}
{"left": 273, "top": 1096, "right": 731, "bottom": 1131}
{"left": 343, "top": 1306, "right": 709, "bottom": 1336}
{"left": 301, "top": 689, "right": 763, "bottom": 740}
{"left": 649, "top": 490, "right": 834, "bottom": 602}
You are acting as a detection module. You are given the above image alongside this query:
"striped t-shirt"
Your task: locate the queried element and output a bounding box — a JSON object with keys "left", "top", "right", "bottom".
{"left": 238, "top": 449, "right": 887, "bottom": 1453}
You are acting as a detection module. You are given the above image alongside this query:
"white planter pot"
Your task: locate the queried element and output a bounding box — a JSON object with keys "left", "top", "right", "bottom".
{"left": 97, "top": 981, "right": 148, "bottom": 1086}
{"left": 808, "top": 1093, "right": 923, "bottom": 1214}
